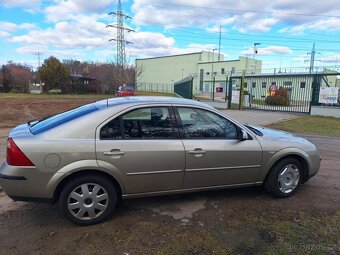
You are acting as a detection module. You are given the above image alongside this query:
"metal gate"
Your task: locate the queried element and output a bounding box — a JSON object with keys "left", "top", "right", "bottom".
{"left": 174, "top": 77, "right": 193, "bottom": 99}
{"left": 231, "top": 73, "right": 340, "bottom": 113}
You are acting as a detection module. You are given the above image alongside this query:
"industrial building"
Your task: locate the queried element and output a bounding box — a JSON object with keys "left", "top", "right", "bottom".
{"left": 135, "top": 51, "right": 261, "bottom": 95}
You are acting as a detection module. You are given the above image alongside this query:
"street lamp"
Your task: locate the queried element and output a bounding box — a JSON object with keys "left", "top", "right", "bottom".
{"left": 253, "top": 43, "right": 261, "bottom": 74}
{"left": 250, "top": 42, "right": 261, "bottom": 107}
{"left": 211, "top": 48, "right": 217, "bottom": 100}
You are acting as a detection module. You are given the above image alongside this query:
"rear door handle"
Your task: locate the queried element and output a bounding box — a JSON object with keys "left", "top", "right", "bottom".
{"left": 103, "top": 149, "right": 125, "bottom": 156}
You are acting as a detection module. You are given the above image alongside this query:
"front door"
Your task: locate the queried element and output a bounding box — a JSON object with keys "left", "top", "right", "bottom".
{"left": 175, "top": 107, "right": 262, "bottom": 189}
{"left": 96, "top": 106, "right": 185, "bottom": 194}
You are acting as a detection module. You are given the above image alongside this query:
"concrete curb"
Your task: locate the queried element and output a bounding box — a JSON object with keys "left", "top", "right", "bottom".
{"left": 262, "top": 116, "right": 300, "bottom": 127}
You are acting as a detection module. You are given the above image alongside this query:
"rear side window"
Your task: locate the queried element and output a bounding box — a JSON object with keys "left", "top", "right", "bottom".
{"left": 30, "top": 103, "right": 99, "bottom": 135}
{"left": 100, "top": 107, "right": 175, "bottom": 139}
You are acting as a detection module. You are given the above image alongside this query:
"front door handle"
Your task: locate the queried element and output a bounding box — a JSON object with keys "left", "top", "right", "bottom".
{"left": 188, "top": 148, "right": 206, "bottom": 154}
{"left": 103, "top": 149, "right": 125, "bottom": 156}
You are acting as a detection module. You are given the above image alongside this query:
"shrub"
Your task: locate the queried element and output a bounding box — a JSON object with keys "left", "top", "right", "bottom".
{"left": 265, "top": 86, "right": 290, "bottom": 106}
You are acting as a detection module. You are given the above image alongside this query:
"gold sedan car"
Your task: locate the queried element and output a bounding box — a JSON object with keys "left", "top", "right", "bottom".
{"left": 0, "top": 97, "right": 320, "bottom": 225}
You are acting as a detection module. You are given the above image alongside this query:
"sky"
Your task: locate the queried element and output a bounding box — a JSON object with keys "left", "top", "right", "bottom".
{"left": 0, "top": 0, "right": 340, "bottom": 72}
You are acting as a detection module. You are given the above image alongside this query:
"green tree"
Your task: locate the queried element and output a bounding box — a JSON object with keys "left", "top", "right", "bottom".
{"left": 39, "top": 56, "right": 69, "bottom": 93}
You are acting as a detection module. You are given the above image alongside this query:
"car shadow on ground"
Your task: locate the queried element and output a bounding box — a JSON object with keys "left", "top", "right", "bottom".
{"left": 2, "top": 186, "right": 275, "bottom": 226}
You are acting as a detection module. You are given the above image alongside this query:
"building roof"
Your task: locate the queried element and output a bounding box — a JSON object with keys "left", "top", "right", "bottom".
{"left": 242, "top": 71, "right": 340, "bottom": 78}
{"left": 70, "top": 74, "right": 97, "bottom": 80}
{"left": 135, "top": 52, "right": 203, "bottom": 61}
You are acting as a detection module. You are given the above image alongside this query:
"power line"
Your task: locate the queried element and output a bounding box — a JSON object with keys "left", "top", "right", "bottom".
{"left": 132, "top": 18, "right": 340, "bottom": 48}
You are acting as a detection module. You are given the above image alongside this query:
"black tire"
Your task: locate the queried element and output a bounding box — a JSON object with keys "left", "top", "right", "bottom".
{"left": 59, "top": 174, "right": 117, "bottom": 226}
{"left": 265, "top": 157, "right": 303, "bottom": 198}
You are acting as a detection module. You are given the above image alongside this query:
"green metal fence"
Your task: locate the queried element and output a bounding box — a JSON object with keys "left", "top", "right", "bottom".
{"left": 174, "top": 77, "right": 193, "bottom": 99}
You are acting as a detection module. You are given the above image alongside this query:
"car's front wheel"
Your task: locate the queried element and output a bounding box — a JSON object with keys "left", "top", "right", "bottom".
{"left": 59, "top": 174, "right": 117, "bottom": 225}
{"left": 265, "top": 157, "right": 302, "bottom": 198}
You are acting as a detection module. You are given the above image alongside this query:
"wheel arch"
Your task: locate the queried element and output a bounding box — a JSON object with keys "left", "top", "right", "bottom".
{"left": 52, "top": 170, "right": 123, "bottom": 203}
{"left": 263, "top": 153, "right": 310, "bottom": 185}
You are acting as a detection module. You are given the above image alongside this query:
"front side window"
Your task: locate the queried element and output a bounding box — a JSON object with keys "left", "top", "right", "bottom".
{"left": 177, "top": 107, "right": 238, "bottom": 139}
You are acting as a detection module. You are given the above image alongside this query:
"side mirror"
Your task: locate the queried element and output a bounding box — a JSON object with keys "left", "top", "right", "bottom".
{"left": 240, "top": 130, "right": 249, "bottom": 141}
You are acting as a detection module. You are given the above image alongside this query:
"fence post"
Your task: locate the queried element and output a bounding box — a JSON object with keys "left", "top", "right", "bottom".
{"left": 225, "top": 75, "right": 228, "bottom": 103}
{"left": 228, "top": 76, "right": 232, "bottom": 109}
{"left": 239, "top": 72, "right": 245, "bottom": 110}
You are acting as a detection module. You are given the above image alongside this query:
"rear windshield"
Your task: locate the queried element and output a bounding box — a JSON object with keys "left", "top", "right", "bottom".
{"left": 30, "top": 103, "right": 99, "bottom": 135}
{"left": 121, "top": 86, "right": 134, "bottom": 91}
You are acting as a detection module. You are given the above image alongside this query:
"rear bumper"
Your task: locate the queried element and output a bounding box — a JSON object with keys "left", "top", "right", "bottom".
{"left": 0, "top": 173, "right": 27, "bottom": 180}
{"left": 0, "top": 161, "right": 53, "bottom": 201}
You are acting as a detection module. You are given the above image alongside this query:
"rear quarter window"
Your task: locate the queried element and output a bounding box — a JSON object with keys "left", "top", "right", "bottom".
{"left": 30, "top": 103, "right": 99, "bottom": 135}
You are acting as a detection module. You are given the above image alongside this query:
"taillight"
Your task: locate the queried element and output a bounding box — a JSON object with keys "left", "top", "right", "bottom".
{"left": 6, "top": 138, "right": 34, "bottom": 166}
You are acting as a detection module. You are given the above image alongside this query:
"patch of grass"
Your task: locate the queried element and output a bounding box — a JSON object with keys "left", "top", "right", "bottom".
{"left": 268, "top": 115, "right": 340, "bottom": 137}
{"left": 223, "top": 209, "right": 339, "bottom": 255}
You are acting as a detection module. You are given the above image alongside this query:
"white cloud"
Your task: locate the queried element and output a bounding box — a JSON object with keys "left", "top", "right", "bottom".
{"left": 2, "top": 0, "right": 42, "bottom": 13}
{"left": 19, "top": 23, "right": 39, "bottom": 30}
{"left": 293, "top": 56, "right": 307, "bottom": 62}
{"left": 15, "top": 44, "right": 86, "bottom": 62}
{"left": 280, "top": 18, "right": 340, "bottom": 34}
{"left": 0, "top": 21, "right": 38, "bottom": 33}
{"left": 0, "top": 31, "right": 11, "bottom": 38}
{"left": 0, "top": 22, "right": 18, "bottom": 32}
{"left": 241, "top": 46, "right": 293, "bottom": 56}
{"left": 44, "top": 0, "right": 113, "bottom": 22}
{"left": 319, "top": 55, "right": 340, "bottom": 63}
{"left": 132, "top": 0, "right": 340, "bottom": 33}
{"left": 2, "top": 0, "right": 40, "bottom": 8}
{"left": 11, "top": 16, "right": 110, "bottom": 49}
{"left": 15, "top": 45, "right": 48, "bottom": 55}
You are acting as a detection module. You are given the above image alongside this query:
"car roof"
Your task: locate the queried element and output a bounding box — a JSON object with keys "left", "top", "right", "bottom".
{"left": 95, "top": 96, "right": 214, "bottom": 110}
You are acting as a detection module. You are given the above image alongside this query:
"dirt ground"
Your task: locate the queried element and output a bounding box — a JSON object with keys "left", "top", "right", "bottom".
{"left": 0, "top": 98, "right": 339, "bottom": 255}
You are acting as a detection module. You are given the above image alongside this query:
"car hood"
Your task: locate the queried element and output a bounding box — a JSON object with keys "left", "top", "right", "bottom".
{"left": 247, "top": 125, "right": 312, "bottom": 145}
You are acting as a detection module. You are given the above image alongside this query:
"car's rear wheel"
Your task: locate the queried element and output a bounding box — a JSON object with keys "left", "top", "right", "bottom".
{"left": 265, "top": 157, "right": 302, "bottom": 198}
{"left": 59, "top": 174, "right": 117, "bottom": 225}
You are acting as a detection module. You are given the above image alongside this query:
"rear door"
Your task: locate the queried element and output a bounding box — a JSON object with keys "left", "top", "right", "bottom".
{"left": 96, "top": 106, "right": 185, "bottom": 194}
{"left": 175, "top": 106, "right": 262, "bottom": 189}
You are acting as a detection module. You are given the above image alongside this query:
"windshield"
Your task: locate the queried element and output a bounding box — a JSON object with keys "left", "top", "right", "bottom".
{"left": 30, "top": 103, "right": 99, "bottom": 135}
